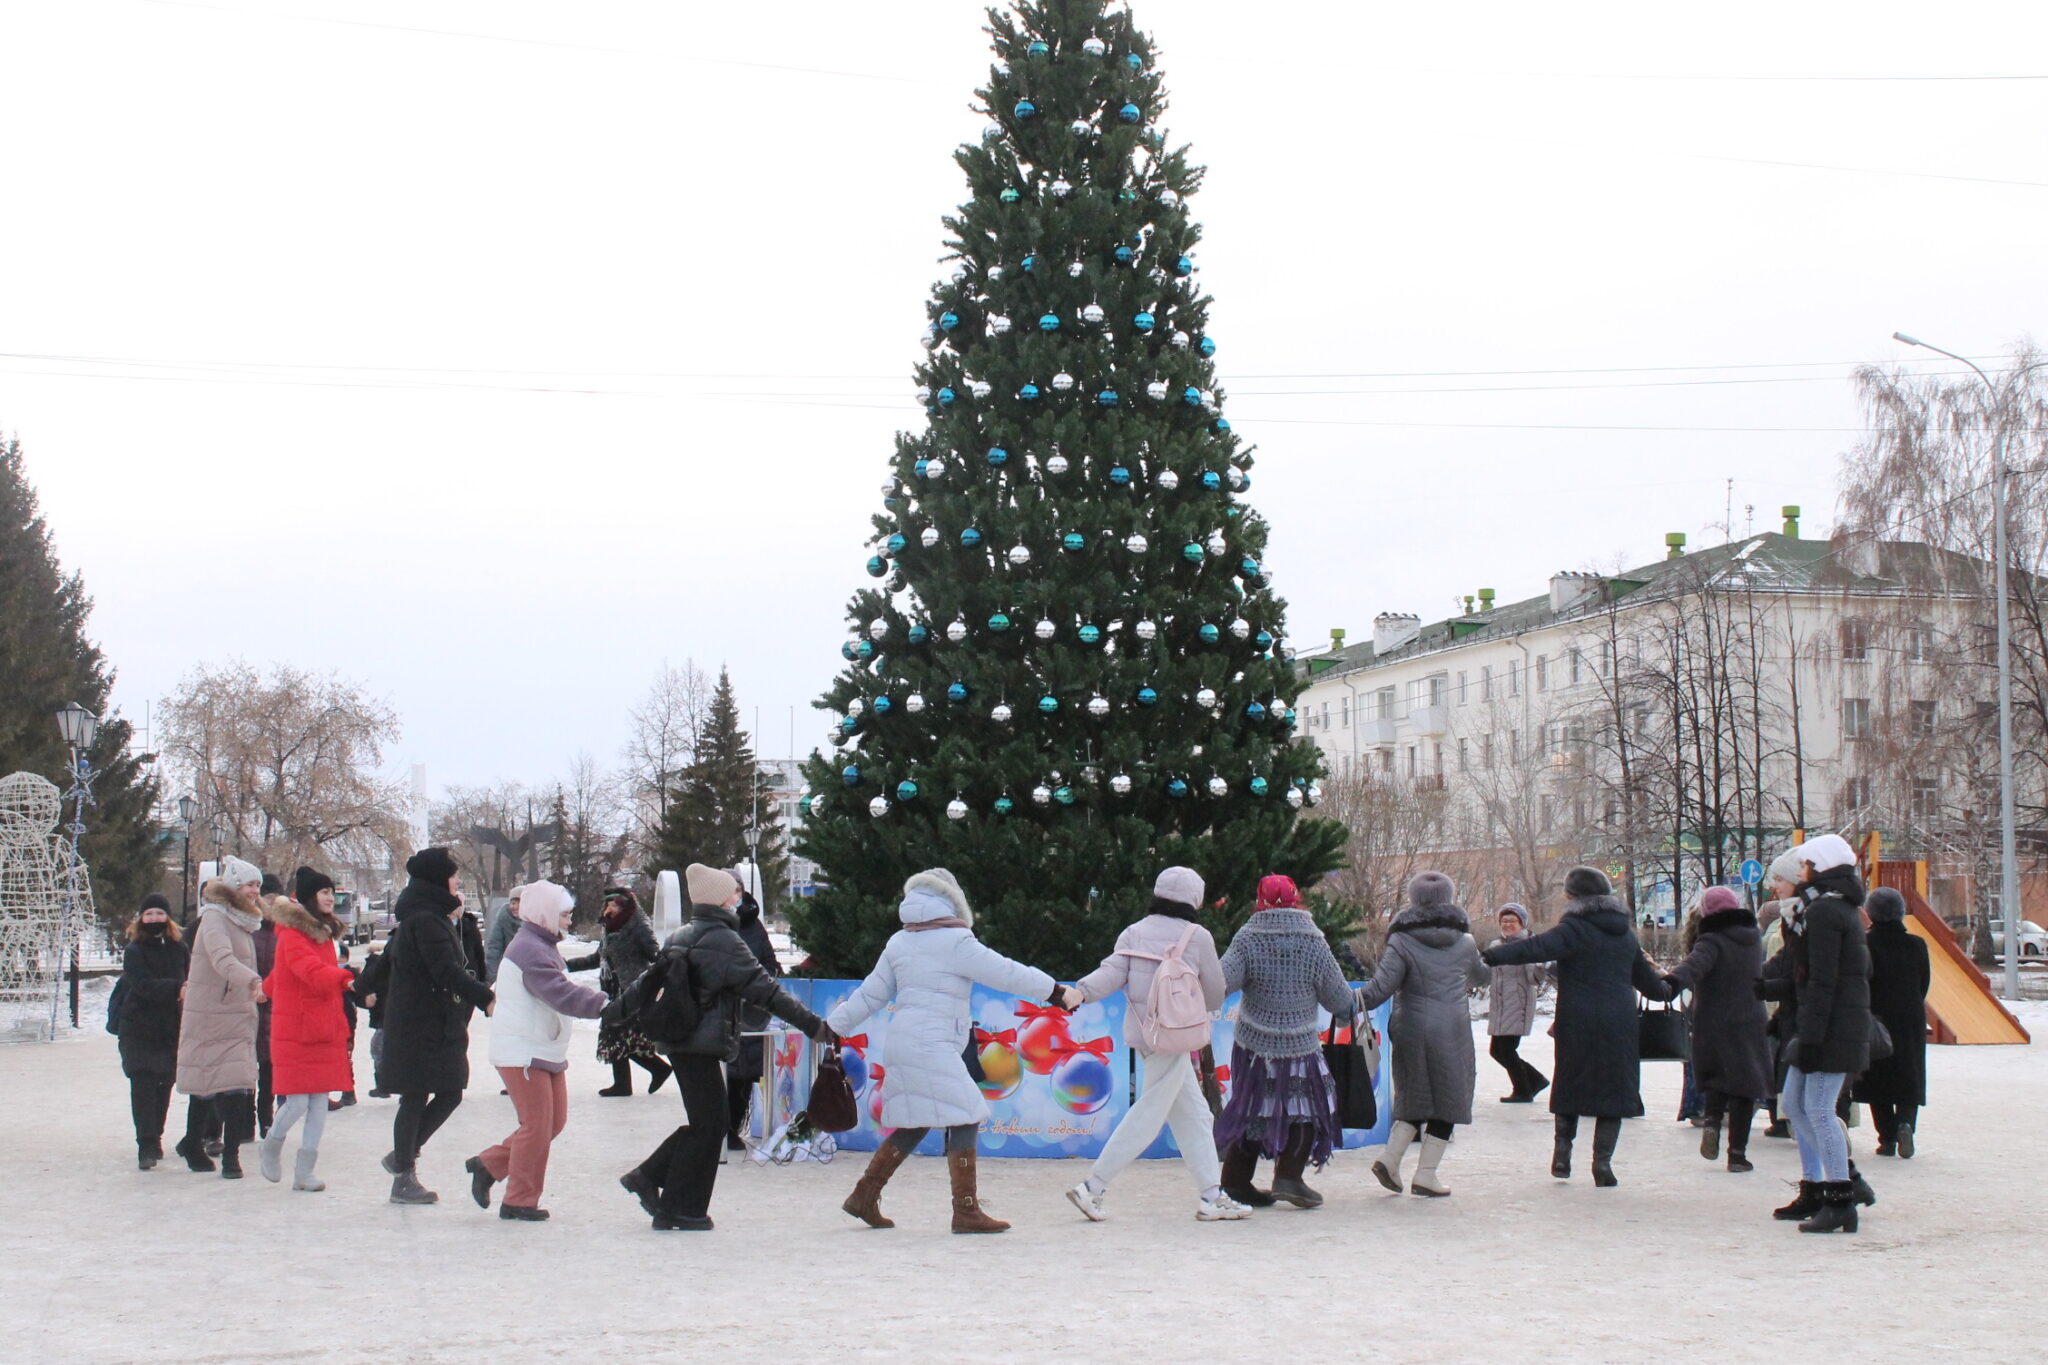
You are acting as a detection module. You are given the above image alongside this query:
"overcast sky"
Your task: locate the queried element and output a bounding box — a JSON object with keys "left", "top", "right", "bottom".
{"left": 4, "top": 0, "right": 2044, "bottom": 797}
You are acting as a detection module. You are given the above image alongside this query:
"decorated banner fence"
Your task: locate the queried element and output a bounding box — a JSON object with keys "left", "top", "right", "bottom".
{"left": 760, "top": 980, "right": 1392, "bottom": 1159}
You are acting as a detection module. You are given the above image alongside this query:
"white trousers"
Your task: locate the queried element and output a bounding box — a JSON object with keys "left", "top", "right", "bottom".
{"left": 1090, "top": 1049, "right": 1220, "bottom": 1191}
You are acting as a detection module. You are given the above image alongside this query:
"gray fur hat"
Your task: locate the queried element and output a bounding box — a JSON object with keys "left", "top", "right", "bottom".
{"left": 1564, "top": 865, "right": 1612, "bottom": 899}
{"left": 1865, "top": 886, "right": 1907, "bottom": 923}
{"left": 1407, "top": 871, "right": 1456, "bottom": 909}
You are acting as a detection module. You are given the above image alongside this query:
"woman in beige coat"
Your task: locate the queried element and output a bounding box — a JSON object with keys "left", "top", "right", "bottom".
{"left": 175, "top": 857, "right": 269, "bottom": 1178}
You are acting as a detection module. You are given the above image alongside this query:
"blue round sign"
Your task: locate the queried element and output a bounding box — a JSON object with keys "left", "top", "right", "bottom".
{"left": 1739, "top": 859, "right": 1764, "bottom": 886}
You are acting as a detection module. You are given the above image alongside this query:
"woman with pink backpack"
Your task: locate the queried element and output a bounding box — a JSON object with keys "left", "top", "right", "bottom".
{"left": 1063, "top": 867, "right": 1246, "bottom": 1223}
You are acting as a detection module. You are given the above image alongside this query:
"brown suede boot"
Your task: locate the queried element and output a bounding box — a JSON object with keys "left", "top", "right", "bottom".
{"left": 843, "top": 1142, "right": 912, "bottom": 1228}
{"left": 948, "top": 1148, "right": 1009, "bottom": 1234}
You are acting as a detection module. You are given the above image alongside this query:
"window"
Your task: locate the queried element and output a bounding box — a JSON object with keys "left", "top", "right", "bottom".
{"left": 1974, "top": 623, "right": 1998, "bottom": 664}
{"left": 1427, "top": 674, "right": 1448, "bottom": 707}
{"left": 1841, "top": 619, "right": 1870, "bottom": 662}
{"left": 1406, "top": 746, "right": 1418, "bottom": 777}
{"left": 1908, "top": 624, "right": 1934, "bottom": 663}
{"left": 1510, "top": 730, "right": 1522, "bottom": 764}
{"left": 1540, "top": 795, "right": 1555, "bottom": 832}
{"left": 1570, "top": 647, "right": 1584, "bottom": 684}
{"left": 1535, "top": 654, "right": 1549, "bottom": 691}
{"left": 1320, "top": 702, "right": 1331, "bottom": 730}
{"left": 1911, "top": 699, "right": 1936, "bottom": 737}
{"left": 1910, "top": 778, "right": 1940, "bottom": 822}
{"left": 1432, "top": 742, "right": 1444, "bottom": 776}
{"left": 1377, "top": 748, "right": 1393, "bottom": 773}
{"left": 1481, "top": 665, "right": 1494, "bottom": 701}
{"left": 1374, "top": 686, "right": 1397, "bottom": 720}
{"left": 1482, "top": 734, "right": 1495, "bottom": 769}
{"left": 1843, "top": 697, "right": 1871, "bottom": 740}
{"left": 1340, "top": 696, "right": 1350, "bottom": 728}
{"left": 1458, "top": 737, "right": 1470, "bottom": 771}
{"left": 1508, "top": 660, "right": 1521, "bottom": 696}
{"left": 1836, "top": 775, "right": 1873, "bottom": 826}
{"left": 1600, "top": 640, "right": 1615, "bottom": 677}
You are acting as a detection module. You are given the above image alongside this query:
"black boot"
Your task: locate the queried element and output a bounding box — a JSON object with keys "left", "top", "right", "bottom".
{"left": 1773, "top": 1179, "right": 1823, "bottom": 1221}
{"left": 1896, "top": 1121, "right": 1915, "bottom": 1160}
{"left": 1725, "top": 1100, "right": 1756, "bottom": 1173}
{"left": 1763, "top": 1117, "right": 1792, "bottom": 1139}
{"left": 1798, "top": 1181, "right": 1859, "bottom": 1234}
{"left": 1591, "top": 1117, "right": 1621, "bottom": 1187}
{"left": 1551, "top": 1114, "right": 1576, "bottom": 1179}
{"left": 1848, "top": 1162, "right": 1877, "bottom": 1208}
{"left": 1269, "top": 1128, "right": 1323, "bottom": 1208}
{"left": 464, "top": 1156, "right": 497, "bottom": 1209}
{"left": 218, "top": 1095, "right": 253, "bottom": 1180}
{"left": 599, "top": 1060, "right": 633, "bottom": 1098}
{"left": 622, "top": 1129, "right": 684, "bottom": 1216}
{"left": 1699, "top": 1117, "right": 1722, "bottom": 1161}
{"left": 641, "top": 1056, "right": 672, "bottom": 1094}
{"left": 1218, "top": 1140, "right": 1276, "bottom": 1207}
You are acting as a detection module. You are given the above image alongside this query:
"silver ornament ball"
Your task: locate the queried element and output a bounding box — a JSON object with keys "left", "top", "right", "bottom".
{"left": 1009, "top": 543, "right": 1032, "bottom": 567}
{"left": 946, "top": 620, "right": 969, "bottom": 642}
{"left": 1206, "top": 775, "right": 1230, "bottom": 798}
{"left": 1031, "top": 784, "right": 1054, "bottom": 806}
{"left": 1124, "top": 533, "right": 1149, "bottom": 554}
{"left": 1135, "top": 619, "right": 1158, "bottom": 641}
{"left": 1087, "top": 695, "right": 1111, "bottom": 718}
{"left": 1034, "top": 618, "right": 1056, "bottom": 641}
{"left": 920, "top": 526, "right": 940, "bottom": 548}
{"left": 868, "top": 795, "right": 890, "bottom": 818}
{"left": 1046, "top": 453, "right": 1070, "bottom": 475}
{"left": 905, "top": 693, "right": 926, "bottom": 713}
{"left": 946, "top": 797, "right": 969, "bottom": 821}
{"left": 1052, "top": 371, "right": 1075, "bottom": 391}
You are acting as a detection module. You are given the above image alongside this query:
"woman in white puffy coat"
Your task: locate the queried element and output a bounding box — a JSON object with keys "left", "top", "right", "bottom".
{"left": 827, "top": 869, "right": 1062, "bottom": 1234}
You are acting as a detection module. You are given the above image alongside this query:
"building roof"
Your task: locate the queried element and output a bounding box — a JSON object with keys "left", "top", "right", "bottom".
{"left": 1298, "top": 532, "right": 1991, "bottom": 684}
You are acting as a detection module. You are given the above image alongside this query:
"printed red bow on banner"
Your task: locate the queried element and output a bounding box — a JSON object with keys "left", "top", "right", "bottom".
{"left": 775, "top": 1037, "right": 801, "bottom": 1070}
{"left": 869, "top": 1064, "right": 885, "bottom": 1085}
{"left": 1015, "top": 1002, "right": 1071, "bottom": 1024}
{"left": 1054, "top": 1035, "right": 1114, "bottom": 1063}
{"left": 972, "top": 1027, "right": 1017, "bottom": 1047}
{"left": 1212, "top": 1064, "right": 1230, "bottom": 1086}
{"left": 838, "top": 1034, "right": 869, "bottom": 1053}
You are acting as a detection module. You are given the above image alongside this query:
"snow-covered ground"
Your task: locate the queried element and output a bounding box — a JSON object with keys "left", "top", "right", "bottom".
{"left": 5, "top": 1005, "right": 2045, "bottom": 1364}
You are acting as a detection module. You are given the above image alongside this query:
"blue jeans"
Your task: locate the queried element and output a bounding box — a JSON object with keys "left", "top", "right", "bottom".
{"left": 1783, "top": 1067, "right": 1849, "bottom": 1181}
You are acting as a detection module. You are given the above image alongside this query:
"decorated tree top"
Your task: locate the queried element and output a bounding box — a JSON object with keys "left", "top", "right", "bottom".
{"left": 790, "top": 0, "right": 1343, "bottom": 979}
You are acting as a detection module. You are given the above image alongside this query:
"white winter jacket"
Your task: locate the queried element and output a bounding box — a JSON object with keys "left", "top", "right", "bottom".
{"left": 826, "top": 872, "right": 1056, "bottom": 1129}
{"left": 488, "top": 922, "right": 608, "bottom": 1073}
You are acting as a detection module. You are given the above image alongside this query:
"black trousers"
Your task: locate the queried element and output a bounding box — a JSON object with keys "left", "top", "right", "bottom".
{"left": 128, "top": 1074, "right": 174, "bottom": 1150}
{"left": 392, "top": 1091, "right": 463, "bottom": 1171}
{"left": 1488, "top": 1035, "right": 1547, "bottom": 1094}
{"left": 642, "top": 1055, "right": 728, "bottom": 1219}
{"left": 1869, "top": 1100, "right": 1919, "bottom": 1143}
{"left": 257, "top": 1051, "right": 274, "bottom": 1135}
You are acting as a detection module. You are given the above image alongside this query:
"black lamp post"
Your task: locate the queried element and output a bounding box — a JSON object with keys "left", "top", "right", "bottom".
{"left": 177, "top": 794, "right": 197, "bottom": 923}
{"left": 52, "top": 702, "right": 99, "bottom": 1035}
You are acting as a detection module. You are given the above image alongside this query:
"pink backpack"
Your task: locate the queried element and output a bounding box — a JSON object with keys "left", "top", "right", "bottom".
{"left": 1125, "top": 922, "right": 1211, "bottom": 1053}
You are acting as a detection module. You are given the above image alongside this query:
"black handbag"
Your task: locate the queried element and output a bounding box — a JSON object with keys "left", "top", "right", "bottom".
{"left": 1323, "top": 1021, "right": 1378, "bottom": 1130}
{"left": 1868, "top": 1016, "right": 1894, "bottom": 1063}
{"left": 1638, "top": 1002, "right": 1692, "bottom": 1061}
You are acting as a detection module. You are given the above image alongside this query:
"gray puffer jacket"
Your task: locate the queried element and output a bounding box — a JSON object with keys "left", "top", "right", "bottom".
{"left": 1220, "top": 909, "right": 1354, "bottom": 1059}
{"left": 1357, "top": 905, "right": 1490, "bottom": 1126}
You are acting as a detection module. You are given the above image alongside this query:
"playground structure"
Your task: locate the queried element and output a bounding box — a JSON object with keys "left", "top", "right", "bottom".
{"left": 1862, "top": 833, "right": 2030, "bottom": 1046}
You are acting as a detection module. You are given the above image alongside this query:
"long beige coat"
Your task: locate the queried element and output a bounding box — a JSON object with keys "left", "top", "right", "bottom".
{"left": 175, "top": 882, "right": 265, "bottom": 1096}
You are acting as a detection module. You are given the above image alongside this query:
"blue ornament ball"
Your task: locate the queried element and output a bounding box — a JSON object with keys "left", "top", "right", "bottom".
{"left": 839, "top": 641, "right": 857, "bottom": 661}
{"left": 987, "top": 446, "right": 1009, "bottom": 466}
{"left": 994, "top": 796, "right": 1015, "bottom": 815}
{"left": 1000, "top": 187, "right": 1021, "bottom": 204}
{"left": 1133, "top": 311, "right": 1155, "bottom": 332}
{"left": 886, "top": 533, "right": 906, "bottom": 554}
{"left": 1019, "top": 383, "right": 1040, "bottom": 401}
{"left": 1124, "top": 52, "right": 1143, "bottom": 70}
{"left": 908, "top": 623, "right": 931, "bottom": 645}
{"left": 896, "top": 779, "right": 918, "bottom": 801}
{"left": 1054, "top": 785, "right": 1076, "bottom": 806}
{"left": 1213, "top": 417, "right": 1231, "bottom": 433}
{"left": 939, "top": 311, "right": 960, "bottom": 331}
{"left": 1181, "top": 386, "right": 1202, "bottom": 406}
{"left": 1283, "top": 707, "right": 1298, "bottom": 728}
{"left": 1077, "top": 624, "right": 1103, "bottom": 644}
{"left": 1039, "top": 312, "right": 1061, "bottom": 332}
{"left": 1200, "top": 335, "right": 1217, "bottom": 357}
{"left": 1062, "top": 532, "right": 1087, "bottom": 553}
{"left": 1113, "top": 245, "right": 1136, "bottom": 266}
{"left": 1014, "top": 98, "right": 1037, "bottom": 119}
{"left": 1109, "top": 465, "right": 1131, "bottom": 485}
{"left": 873, "top": 696, "right": 893, "bottom": 715}
{"left": 1021, "top": 253, "right": 1037, "bottom": 273}
{"left": 960, "top": 528, "right": 982, "bottom": 547}
{"left": 839, "top": 716, "right": 857, "bottom": 735}
{"left": 1167, "top": 777, "right": 1190, "bottom": 799}
{"left": 1240, "top": 557, "right": 1262, "bottom": 579}
{"left": 1199, "top": 623, "right": 1221, "bottom": 644}
{"left": 866, "top": 555, "right": 888, "bottom": 578}
{"left": 988, "top": 612, "right": 1011, "bottom": 632}
{"left": 1254, "top": 630, "right": 1275, "bottom": 652}
{"left": 799, "top": 795, "right": 814, "bottom": 817}
{"left": 1097, "top": 388, "right": 1120, "bottom": 406}
{"left": 1118, "top": 102, "right": 1141, "bottom": 124}
{"left": 947, "top": 682, "right": 969, "bottom": 703}
{"left": 937, "top": 387, "right": 957, "bottom": 405}
{"left": 1250, "top": 776, "right": 1270, "bottom": 797}
{"left": 1038, "top": 695, "right": 1059, "bottom": 714}
{"left": 855, "top": 640, "right": 875, "bottom": 659}
{"left": 1136, "top": 686, "right": 1159, "bottom": 706}
{"left": 1027, "top": 39, "right": 1050, "bottom": 58}
{"left": 841, "top": 765, "right": 862, "bottom": 787}
{"left": 1201, "top": 471, "right": 1222, "bottom": 491}
{"left": 1174, "top": 255, "right": 1193, "bottom": 276}
{"left": 1182, "top": 542, "right": 1204, "bottom": 563}
{"left": 1245, "top": 701, "right": 1267, "bottom": 722}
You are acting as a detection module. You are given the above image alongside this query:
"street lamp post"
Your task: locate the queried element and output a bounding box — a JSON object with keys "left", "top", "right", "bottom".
{"left": 1893, "top": 333, "right": 2023, "bottom": 1001}
{"left": 177, "top": 794, "right": 197, "bottom": 925}
{"left": 51, "top": 702, "right": 99, "bottom": 1037}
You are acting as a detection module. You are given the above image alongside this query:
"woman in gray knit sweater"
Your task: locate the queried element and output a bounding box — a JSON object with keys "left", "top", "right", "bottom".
{"left": 1215, "top": 875, "right": 1355, "bottom": 1209}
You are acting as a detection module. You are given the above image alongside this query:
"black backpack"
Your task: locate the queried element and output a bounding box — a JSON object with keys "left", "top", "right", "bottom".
{"left": 621, "top": 942, "right": 701, "bottom": 1046}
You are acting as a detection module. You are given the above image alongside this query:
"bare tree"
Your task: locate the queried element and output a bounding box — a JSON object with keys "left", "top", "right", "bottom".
{"left": 432, "top": 782, "right": 554, "bottom": 902}
{"left": 620, "top": 661, "right": 712, "bottom": 858}
{"left": 1318, "top": 769, "right": 1450, "bottom": 955}
{"left": 161, "top": 662, "right": 411, "bottom": 878}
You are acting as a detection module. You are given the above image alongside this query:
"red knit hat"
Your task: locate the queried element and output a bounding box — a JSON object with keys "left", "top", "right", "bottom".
{"left": 1255, "top": 875, "right": 1301, "bottom": 911}
{"left": 1698, "top": 886, "right": 1743, "bottom": 914}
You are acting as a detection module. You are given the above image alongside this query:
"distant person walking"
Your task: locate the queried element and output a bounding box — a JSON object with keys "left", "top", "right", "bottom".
{"left": 1064, "top": 867, "right": 1244, "bottom": 1223}
{"left": 1482, "top": 866, "right": 1668, "bottom": 1188}
{"left": 1357, "top": 872, "right": 1490, "bottom": 1198}
{"left": 379, "top": 848, "right": 495, "bottom": 1205}
{"left": 568, "top": 887, "right": 670, "bottom": 1099}
{"left": 257, "top": 867, "right": 356, "bottom": 1191}
{"left": 117, "top": 894, "right": 188, "bottom": 1169}
{"left": 483, "top": 885, "right": 524, "bottom": 985}
{"left": 174, "top": 856, "right": 268, "bottom": 1179}
{"left": 1855, "top": 887, "right": 1931, "bottom": 1159}
{"left": 724, "top": 885, "right": 778, "bottom": 1146}
{"left": 1659, "top": 885, "right": 1772, "bottom": 1173}
{"left": 1484, "top": 904, "right": 1549, "bottom": 1103}
{"left": 1215, "top": 875, "right": 1355, "bottom": 1210}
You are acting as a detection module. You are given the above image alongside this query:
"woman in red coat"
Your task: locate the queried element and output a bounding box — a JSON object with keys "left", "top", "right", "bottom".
{"left": 257, "top": 867, "right": 356, "bottom": 1191}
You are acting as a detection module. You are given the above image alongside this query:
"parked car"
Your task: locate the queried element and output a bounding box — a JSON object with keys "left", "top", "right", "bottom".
{"left": 1989, "top": 919, "right": 2048, "bottom": 958}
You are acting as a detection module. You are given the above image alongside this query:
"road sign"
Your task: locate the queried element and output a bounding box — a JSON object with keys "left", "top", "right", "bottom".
{"left": 1739, "top": 859, "right": 1764, "bottom": 886}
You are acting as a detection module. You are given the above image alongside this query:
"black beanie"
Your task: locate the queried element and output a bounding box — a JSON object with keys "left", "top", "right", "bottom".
{"left": 260, "top": 872, "right": 284, "bottom": 897}
{"left": 295, "top": 865, "right": 337, "bottom": 907}
{"left": 406, "top": 847, "right": 459, "bottom": 884}
{"left": 139, "top": 892, "right": 172, "bottom": 913}
{"left": 1564, "top": 865, "right": 1612, "bottom": 899}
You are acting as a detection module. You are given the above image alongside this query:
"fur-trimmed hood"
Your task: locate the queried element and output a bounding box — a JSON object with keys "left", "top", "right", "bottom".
{"left": 1563, "top": 893, "right": 1632, "bottom": 935}
{"left": 1391, "top": 902, "right": 1472, "bottom": 948}
{"left": 267, "top": 895, "right": 340, "bottom": 944}
{"left": 902, "top": 869, "right": 972, "bottom": 926}
{"left": 1699, "top": 906, "right": 1758, "bottom": 936}
{"left": 201, "top": 878, "right": 265, "bottom": 917}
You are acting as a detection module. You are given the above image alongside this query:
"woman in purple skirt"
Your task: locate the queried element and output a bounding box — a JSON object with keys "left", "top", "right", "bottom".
{"left": 1215, "top": 875, "right": 1355, "bottom": 1209}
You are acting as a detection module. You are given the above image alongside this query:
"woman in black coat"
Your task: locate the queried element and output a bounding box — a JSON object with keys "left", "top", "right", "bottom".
{"left": 1769, "top": 836, "right": 1875, "bottom": 1233}
{"left": 378, "top": 848, "right": 494, "bottom": 1205}
{"left": 1482, "top": 866, "right": 1668, "bottom": 1188}
{"left": 725, "top": 888, "right": 781, "bottom": 1147}
{"left": 117, "top": 894, "right": 190, "bottom": 1169}
{"left": 1853, "top": 887, "right": 1931, "bottom": 1158}
{"left": 568, "top": 888, "right": 670, "bottom": 1098}
{"left": 1661, "top": 886, "right": 1772, "bottom": 1173}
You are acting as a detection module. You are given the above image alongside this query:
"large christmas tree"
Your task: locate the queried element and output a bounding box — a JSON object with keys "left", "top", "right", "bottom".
{"left": 791, "top": 0, "right": 1343, "bottom": 979}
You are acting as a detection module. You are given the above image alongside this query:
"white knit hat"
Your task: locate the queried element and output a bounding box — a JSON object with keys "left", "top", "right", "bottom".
{"left": 518, "top": 880, "right": 575, "bottom": 935}
{"left": 686, "top": 863, "right": 739, "bottom": 907}
{"left": 219, "top": 855, "right": 262, "bottom": 889}
{"left": 1792, "top": 833, "right": 1858, "bottom": 874}
{"left": 1154, "top": 866, "right": 1205, "bottom": 909}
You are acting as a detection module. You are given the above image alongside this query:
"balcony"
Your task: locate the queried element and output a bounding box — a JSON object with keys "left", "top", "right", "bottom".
{"left": 1408, "top": 704, "right": 1449, "bottom": 736}
{"left": 1358, "top": 717, "right": 1397, "bottom": 745}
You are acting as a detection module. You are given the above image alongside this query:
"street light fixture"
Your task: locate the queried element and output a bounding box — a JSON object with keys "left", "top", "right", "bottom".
{"left": 1893, "top": 332, "right": 2023, "bottom": 1001}
{"left": 50, "top": 703, "right": 99, "bottom": 1035}
{"left": 176, "top": 794, "right": 198, "bottom": 923}
{"left": 55, "top": 701, "right": 98, "bottom": 753}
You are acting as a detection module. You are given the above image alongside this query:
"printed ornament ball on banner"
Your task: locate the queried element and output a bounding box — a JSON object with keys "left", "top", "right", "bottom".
{"left": 1014, "top": 1002, "right": 1074, "bottom": 1075}
{"left": 837, "top": 1041, "right": 870, "bottom": 1094}
{"left": 973, "top": 1026, "right": 1024, "bottom": 1101}
{"left": 1050, "top": 1036, "right": 1116, "bottom": 1115}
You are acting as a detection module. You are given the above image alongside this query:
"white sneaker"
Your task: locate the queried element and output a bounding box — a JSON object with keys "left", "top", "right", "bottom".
{"left": 1197, "top": 1191, "right": 1251, "bottom": 1221}
{"left": 1066, "top": 1182, "right": 1107, "bottom": 1222}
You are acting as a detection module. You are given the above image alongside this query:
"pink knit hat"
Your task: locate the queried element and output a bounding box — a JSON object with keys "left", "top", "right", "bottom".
{"left": 1698, "top": 886, "right": 1743, "bottom": 914}
{"left": 1255, "top": 875, "right": 1301, "bottom": 911}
